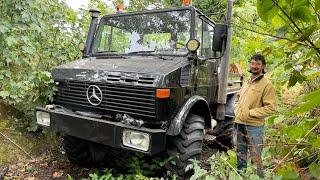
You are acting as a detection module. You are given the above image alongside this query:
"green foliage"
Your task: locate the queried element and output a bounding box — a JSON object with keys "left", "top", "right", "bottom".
{"left": 309, "top": 162, "right": 320, "bottom": 178}
{"left": 87, "top": 153, "right": 171, "bottom": 180}
{"left": 233, "top": 0, "right": 320, "bottom": 90}
{"left": 265, "top": 110, "right": 320, "bottom": 179}
{"left": 0, "top": 0, "right": 82, "bottom": 130}
{"left": 291, "top": 89, "right": 320, "bottom": 114}
{"left": 257, "top": 0, "right": 279, "bottom": 22}
{"left": 187, "top": 151, "right": 275, "bottom": 179}
{"left": 276, "top": 163, "right": 300, "bottom": 179}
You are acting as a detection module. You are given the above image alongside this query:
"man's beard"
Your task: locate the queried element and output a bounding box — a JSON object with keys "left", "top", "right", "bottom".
{"left": 249, "top": 69, "right": 262, "bottom": 75}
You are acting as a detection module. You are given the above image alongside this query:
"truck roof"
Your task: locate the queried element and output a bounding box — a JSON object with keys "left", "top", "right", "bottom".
{"left": 101, "top": 6, "right": 215, "bottom": 25}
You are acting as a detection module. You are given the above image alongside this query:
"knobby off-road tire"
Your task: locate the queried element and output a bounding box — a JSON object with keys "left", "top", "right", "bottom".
{"left": 166, "top": 114, "right": 205, "bottom": 179}
{"left": 62, "top": 135, "right": 107, "bottom": 167}
{"left": 212, "top": 116, "right": 234, "bottom": 150}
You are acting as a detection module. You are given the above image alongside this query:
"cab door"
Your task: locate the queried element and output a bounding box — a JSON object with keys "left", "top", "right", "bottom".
{"left": 194, "top": 16, "right": 217, "bottom": 102}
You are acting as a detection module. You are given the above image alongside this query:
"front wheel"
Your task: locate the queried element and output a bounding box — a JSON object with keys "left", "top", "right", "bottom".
{"left": 166, "top": 114, "right": 205, "bottom": 179}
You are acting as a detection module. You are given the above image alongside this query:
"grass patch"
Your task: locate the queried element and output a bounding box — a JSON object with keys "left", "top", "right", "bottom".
{"left": 0, "top": 118, "right": 59, "bottom": 166}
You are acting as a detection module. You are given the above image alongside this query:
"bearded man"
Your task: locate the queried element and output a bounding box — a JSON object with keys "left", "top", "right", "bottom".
{"left": 234, "top": 54, "right": 276, "bottom": 177}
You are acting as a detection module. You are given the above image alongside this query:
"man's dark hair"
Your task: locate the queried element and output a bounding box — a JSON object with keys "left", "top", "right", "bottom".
{"left": 249, "top": 54, "right": 266, "bottom": 74}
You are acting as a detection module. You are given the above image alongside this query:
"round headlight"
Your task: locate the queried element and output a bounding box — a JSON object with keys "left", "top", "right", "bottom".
{"left": 186, "top": 39, "right": 200, "bottom": 52}
{"left": 78, "top": 42, "right": 85, "bottom": 51}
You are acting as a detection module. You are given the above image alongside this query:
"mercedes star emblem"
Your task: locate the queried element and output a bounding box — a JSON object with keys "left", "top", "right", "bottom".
{"left": 86, "top": 85, "right": 103, "bottom": 106}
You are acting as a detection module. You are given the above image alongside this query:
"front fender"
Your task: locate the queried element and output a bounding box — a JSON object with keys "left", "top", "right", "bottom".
{"left": 167, "top": 96, "right": 211, "bottom": 136}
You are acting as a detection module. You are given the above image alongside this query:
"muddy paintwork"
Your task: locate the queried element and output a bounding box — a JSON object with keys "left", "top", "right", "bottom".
{"left": 52, "top": 56, "right": 188, "bottom": 88}
{"left": 167, "top": 95, "right": 210, "bottom": 136}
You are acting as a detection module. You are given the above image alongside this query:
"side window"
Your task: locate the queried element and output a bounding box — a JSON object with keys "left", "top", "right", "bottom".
{"left": 195, "top": 17, "right": 214, "bottom": 58}
{"left": 203, "top": 22, "right": 213, "bottom": 57}
{"left": 195, "top": 17, "right": 203, "bottom": 57}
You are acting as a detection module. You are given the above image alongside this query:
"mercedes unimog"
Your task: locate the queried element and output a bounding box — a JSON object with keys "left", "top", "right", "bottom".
{"left": 36, "top": 2, "right": 241, "bottom": 178}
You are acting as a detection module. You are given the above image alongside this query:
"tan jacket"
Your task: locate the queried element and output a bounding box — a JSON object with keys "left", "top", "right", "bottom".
{"left": 234, "top": 75, "right": 276, "bottom": 126}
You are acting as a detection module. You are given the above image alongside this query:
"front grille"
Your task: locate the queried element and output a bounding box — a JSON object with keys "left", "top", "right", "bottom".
{"left": 54, "top": 81, "right": 156, "bottom": 118}
{"left": 106, "top": 74, "right": 155, "bottom": 85}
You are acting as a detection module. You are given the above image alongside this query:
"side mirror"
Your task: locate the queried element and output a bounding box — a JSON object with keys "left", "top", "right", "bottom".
{"left": 212, "top": 24, "right": 227, "bottom": 52}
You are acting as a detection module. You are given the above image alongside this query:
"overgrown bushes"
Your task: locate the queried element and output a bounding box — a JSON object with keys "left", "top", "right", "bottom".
{"left": 0, "top": 0, "right": 82, "bottom": 130}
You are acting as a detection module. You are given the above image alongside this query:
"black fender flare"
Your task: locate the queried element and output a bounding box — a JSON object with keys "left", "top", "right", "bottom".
{"left": 167, "top": 96, "right": 211, "bottom": 136}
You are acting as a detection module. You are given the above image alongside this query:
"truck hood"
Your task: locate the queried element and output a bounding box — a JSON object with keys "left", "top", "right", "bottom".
{"left": 52, "top": 56, "right": 188, "bottom": 87}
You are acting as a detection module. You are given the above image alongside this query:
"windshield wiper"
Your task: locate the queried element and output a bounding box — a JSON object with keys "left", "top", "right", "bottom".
{"left": 95, "top": 50, "right": 119, "bottom": 53}
{"left": 127, "top": 50, "right": 155, "bottom": 55}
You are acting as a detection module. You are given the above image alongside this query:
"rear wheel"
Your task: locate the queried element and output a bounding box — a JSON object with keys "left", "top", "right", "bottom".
{"left": 62, "top": 135, "right": 107, "bottom": 167}
{"left": 166, "top": 114, "right": 205, "bottom": 179}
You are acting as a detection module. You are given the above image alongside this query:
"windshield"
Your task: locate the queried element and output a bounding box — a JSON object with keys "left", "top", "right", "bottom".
{"left": 93, "top": 10, "right": 191, "bottom": 55}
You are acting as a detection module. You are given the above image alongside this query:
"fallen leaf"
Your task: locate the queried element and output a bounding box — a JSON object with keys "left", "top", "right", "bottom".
{"left": 52, "top": 171, "right": 63, "bottom": 178}
{"left": 57, "top": 162, "right": 72, "bottom": 169}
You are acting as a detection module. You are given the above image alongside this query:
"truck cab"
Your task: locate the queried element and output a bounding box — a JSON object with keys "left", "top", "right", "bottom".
{"left": 36, "top": 6, "right": 241, "bottom": 178}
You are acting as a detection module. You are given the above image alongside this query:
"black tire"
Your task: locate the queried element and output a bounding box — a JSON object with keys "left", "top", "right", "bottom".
{"left": 62, "top": 135, "right": 106, "bottom": 167}
{"left": 166, "top": 114, "right": 205, "bottom": 179}
{"left": 211, "top": 117, "right": 234, "bottom": 150}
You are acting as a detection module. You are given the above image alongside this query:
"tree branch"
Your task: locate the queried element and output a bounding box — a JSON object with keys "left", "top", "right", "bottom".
{"left": 277, "top": 13, "right": 299, "bottom": 35}
{"left": 271, "top": 0, "right": 320, "bottom": 55}
{"left": 234, "top": 15, "right": 265, "bottom": 29}
{"left": 272, "top": 120, "right": 320, "bottom": 172}
{"left": 0, "top": 132, "right": 34, "bottom": 160}
{"left": 306, "top": 0, "right": 320, "bottom": 21}
{"left": 232, "top": 23, "right": 311, "bottom": 48}
{"left": 221, "top": 156, "right": 244, "bottom": 180}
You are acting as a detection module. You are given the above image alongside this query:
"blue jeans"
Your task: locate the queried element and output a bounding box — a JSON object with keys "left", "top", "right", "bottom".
{"left": 234, "top": 123, "right": 264, "bottom": 177}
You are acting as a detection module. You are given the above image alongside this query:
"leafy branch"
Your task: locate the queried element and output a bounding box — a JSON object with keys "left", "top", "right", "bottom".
{"left": 270, "top": 0, "right": 320, "bottom": 55}
{"left": 306, "top": 0, "right": 320, "bottom": 22}
{"left": 272, "top": 120, "right": 320, "bottom": 172}
{"left": 232, "top": 23, "right": 310, "bottom": 48}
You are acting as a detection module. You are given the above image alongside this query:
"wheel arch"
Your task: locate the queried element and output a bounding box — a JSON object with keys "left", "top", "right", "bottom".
{"left": 167, "top": 96, "right": 211, "bottom": 136}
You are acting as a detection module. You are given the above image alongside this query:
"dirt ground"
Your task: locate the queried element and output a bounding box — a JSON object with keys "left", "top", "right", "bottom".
{"left": 1, "top": 150, "right": 91, "bottom": 180}
{"left": 0, "top": 119, "right": 90, "bottom": 179}
{"left": 0, "top": 103, "right": 90, "bottom": 179}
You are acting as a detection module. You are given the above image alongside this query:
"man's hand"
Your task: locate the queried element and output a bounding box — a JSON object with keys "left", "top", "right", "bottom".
{"left": 240, "top": 106, "right": 250, "bottom": 121}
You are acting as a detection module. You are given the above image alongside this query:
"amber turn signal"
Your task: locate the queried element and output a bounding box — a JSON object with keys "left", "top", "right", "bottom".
{"left": 116, "top": 4, "right": 124, "bottom": 12}
{"left": 156, "top": 89, "right": 170, "bottom": 99}
{"left": 182, "top": 0, "right": 192, "bottom": 6}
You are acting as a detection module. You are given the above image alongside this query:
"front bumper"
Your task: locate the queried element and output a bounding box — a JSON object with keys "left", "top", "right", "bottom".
{"left": 36, "top": 107, "right": 166, "bottom": 155}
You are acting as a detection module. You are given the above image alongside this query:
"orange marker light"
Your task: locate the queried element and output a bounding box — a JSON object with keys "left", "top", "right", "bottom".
{"left": 156, "top": 89, "right": 170, "bottom": 99}
{"left": 182, "top": 0, "right": 192, "bottom": 6}
{"left": 116, "top": 4, "right": 124, "bottom": 12}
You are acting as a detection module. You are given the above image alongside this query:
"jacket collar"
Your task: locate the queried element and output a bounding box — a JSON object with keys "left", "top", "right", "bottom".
{"left": 248, "top": 74, "right": 264, "bottom": 84}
